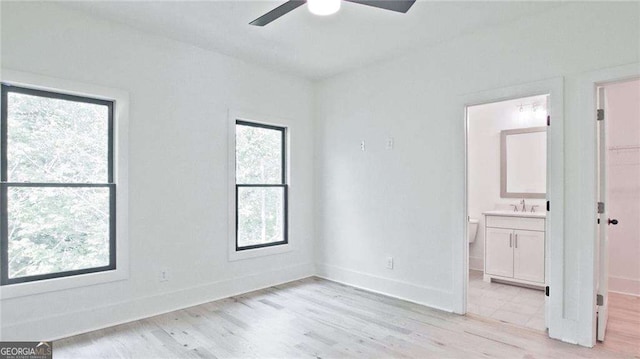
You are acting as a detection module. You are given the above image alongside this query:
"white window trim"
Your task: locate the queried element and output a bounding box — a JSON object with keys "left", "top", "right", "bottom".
{"left": 0, "top": 69, "right": 129, "bottom": 299}
{"left": 227, "top": 110, "right": 293, "bottom": 261}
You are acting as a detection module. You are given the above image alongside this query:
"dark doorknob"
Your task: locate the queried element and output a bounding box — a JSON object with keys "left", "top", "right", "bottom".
{"left": 608, "top": 218, "right": 619, "bottom": 225}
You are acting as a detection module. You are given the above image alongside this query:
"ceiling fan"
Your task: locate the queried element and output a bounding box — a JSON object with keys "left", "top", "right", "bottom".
{"left": 250, "top": 0, "right": 416, "bottom": 26}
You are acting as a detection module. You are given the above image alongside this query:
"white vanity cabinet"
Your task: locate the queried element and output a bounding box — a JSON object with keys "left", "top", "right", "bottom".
{"left": 483, "top": 213, "right": 545, "bottom": 286}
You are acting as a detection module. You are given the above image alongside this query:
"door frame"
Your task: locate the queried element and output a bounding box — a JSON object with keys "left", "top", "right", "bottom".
{"left": 454, "top": 77, "right": 564, "bottom": 340}
{"left": 575, "top": 63, "right": 640, "bottom": 346}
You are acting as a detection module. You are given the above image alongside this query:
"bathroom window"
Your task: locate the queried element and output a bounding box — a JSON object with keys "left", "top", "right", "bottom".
{"left": 0, "top": 84, "right": 115, "bottom": 285}
{"left": 234, "top": 120, "right": 288, "bottom": 251}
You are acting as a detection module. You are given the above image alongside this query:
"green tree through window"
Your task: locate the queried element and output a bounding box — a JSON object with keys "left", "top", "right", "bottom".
{"left": 1, "top": 85, "right": 115, "bottom": 285}
{"left": 235, "top": 121, "right": 287, "bottom": 250}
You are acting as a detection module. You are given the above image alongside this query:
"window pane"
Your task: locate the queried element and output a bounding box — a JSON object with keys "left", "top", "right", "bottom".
{"left": 236, "top": 124, "right": 283, "bottom": 184}
{"left": 7, "top": 187, "right": 111, "bottom": 279}
{"left": 237, "top": 187, "right": 285, "bottom": 248}
{"left": 7, "top": 92, "right": 109, "bottom": 183}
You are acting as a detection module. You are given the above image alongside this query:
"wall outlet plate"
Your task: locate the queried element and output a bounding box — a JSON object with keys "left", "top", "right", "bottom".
{"left": 386, "top": 137, "right": 394, "bottom": 150}
{"left": 386, "top": 257, "right": 394, "bottom": 269}
{"left": 360, "top": 140, "right": 366, "bottom": 151}
{"left": 160, "top": 269, "right": 169, "bottom": 282}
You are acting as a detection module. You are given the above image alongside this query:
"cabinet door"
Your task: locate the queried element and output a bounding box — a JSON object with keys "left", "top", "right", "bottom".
{"left": 485, "top": 228, "right": 514, "bottom": 278}
{"left": 513, "top": 230, "right": 545, "bottom": 283}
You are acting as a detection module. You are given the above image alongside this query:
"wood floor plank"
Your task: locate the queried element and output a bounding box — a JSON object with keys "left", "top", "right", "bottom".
{"left": 54, "top": 277, "right": 638, "bottom": 358}
{"left": 601, "top": 292, "right": 640, "bottom": 357}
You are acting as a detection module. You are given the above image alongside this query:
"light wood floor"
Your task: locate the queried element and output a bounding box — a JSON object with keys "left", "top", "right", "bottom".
{"left": 601, "top": 292, "right": 640, "bottom": 357}
{"left": 55, "top": 277, "right": 637, "bottom": 358}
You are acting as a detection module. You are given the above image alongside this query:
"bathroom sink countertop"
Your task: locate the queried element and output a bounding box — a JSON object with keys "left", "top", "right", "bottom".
{"left": 483, "top": 210, "right": 546, "bottom": 218}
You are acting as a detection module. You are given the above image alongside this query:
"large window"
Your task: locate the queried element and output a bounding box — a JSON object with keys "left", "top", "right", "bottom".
{"left": 1, "top": 84, "right": 115, "bottom": 285}
{"left": 235, "top": 120, "right": 287, "bottom": 251}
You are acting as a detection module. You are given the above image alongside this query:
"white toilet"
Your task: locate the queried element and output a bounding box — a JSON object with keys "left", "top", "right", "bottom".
{"left": 468, "top": 218, "right": 479, "bottom": 244}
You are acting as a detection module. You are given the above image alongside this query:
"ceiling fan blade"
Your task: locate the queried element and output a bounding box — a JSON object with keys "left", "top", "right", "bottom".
{"left": 249, "top": 1, "right": 306, "bottom": 26}
{"left": 344, "top": 0, "right": 416, "bottom": 13}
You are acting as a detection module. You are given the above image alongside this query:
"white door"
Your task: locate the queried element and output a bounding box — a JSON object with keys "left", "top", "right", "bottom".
{"left": 513, "top": 230, "right": 545, "bottom": 283}
{"left": 485, "top": 228, "right": 514, "bottom": 278}
{"left": 544, "top": 95, "right": 550, "bottom": 329}
{"left": 596, "top": 86, "right": 610, "bottom": 341}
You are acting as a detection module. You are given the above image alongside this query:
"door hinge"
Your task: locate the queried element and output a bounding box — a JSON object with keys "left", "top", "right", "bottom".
{"left": 545, "top": 286, "right": 550, "bottom": 297}
{"left": 546, "top": 201, "right": 550, "bottom": 212}
{"left": 597, "top": 294, "right": 604, "bottom": 306}
{"left": 597, "top": 109, "right": 604, "bottom": 121}
{"left": 547, "top": 115, "right": 551, "bottom": 126}
{"left": 598, "top": 202, "right": 605, "bottom": 214}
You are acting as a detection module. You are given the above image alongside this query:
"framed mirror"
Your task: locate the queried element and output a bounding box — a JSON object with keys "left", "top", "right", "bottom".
{"left": 500, "top": 127, "right": 546, "bottom": 198}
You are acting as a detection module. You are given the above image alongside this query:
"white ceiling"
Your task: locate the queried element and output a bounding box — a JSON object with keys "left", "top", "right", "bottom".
{"left": 60, "top": 1, "right": 563, "bottom": 80}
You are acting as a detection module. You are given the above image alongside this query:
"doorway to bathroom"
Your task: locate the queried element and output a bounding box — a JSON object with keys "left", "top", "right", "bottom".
{"left": 465, "top": 94, "right": 549, "bottom": 331}
{"left": 594, "top": 77, "right": 640, "bottom": 355}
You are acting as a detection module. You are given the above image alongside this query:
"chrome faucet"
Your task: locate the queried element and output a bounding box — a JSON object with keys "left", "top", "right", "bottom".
{"left": 510, "top": 204, "right": 519, "bottom": 212}
{"left": 520, "top": 199, "right": 526, "bottom": 212}
{"left": 530, "top": 205, "right": 539, "bottom": 213}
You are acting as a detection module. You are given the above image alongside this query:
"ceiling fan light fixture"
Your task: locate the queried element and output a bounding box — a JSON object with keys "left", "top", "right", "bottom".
{"left": 249, "top": 0, "right": 415, "bottom": 27}
{"left": 308, "top": 0, "right": 341, "bottom": 16}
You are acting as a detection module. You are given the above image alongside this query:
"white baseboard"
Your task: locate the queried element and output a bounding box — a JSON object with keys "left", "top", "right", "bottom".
{"left": 469, "top": 257, "right": 484, "bottom": 271}
{"left": 609, "top": 276, "right": 640, "bottom": 297}
{"left": 2, "top": 262, "right": 315, "bottom": 341}
{"left": 315, "top": 263, "right": 453, "bottom": 313}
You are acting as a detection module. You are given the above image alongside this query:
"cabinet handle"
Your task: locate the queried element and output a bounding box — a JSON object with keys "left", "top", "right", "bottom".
{"left": 515, "top": 234, "right": 518, "bottom": 248}
{"left": 509, "top": 233, "right": 513, "bottom": 247}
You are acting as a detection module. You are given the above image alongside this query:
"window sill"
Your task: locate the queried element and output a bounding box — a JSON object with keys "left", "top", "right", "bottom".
{"left": 0, "top": 267, "right": 128, "bottom": 300}
{"left": 228, "top": 243, "right": 292, "bottom": 261}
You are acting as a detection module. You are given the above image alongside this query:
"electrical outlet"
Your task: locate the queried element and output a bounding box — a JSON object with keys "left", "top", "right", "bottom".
{"left": 159, "top": 269, "right": 169, "bottom": 282}
{"left": 360, "top": 140, "right": 366, "bottom": 151}
{"left": 386, "top": 137, "right": 394, "bottom": 150}
{"left": 386, "top": 257, "right": 394, "bottom": 269}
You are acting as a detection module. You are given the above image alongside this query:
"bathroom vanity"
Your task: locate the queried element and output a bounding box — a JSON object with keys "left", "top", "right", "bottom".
{"left": 483, "top": 210, "right": 546, "bottom": 287}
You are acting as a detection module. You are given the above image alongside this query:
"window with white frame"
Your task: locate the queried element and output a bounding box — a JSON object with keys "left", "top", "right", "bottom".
{"left": 235, "top": 120, "right": 287, "bottom": 251}
{"left": 1, "top": 84, "right": 115, "bottom": 285}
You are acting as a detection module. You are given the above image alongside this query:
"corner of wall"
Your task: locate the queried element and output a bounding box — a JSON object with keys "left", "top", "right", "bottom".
{"left": 316, "top": 263, "right": 454, "bottom": 313}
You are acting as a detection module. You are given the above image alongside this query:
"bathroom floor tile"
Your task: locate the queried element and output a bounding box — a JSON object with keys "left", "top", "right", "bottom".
{"left": 473, "top": 296, "right": 509, "bottom": 310}
{"left": 468, "top": 270, "right": 546, "bottom": 332}
{"left": 499, "top": 301, "right": 540, "bottom": 315}
{"left": 509, "top": 293, "right": 545, "bottom": 307}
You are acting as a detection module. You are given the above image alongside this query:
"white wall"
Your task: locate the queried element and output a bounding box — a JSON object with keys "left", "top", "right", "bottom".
{"left": 0, "top": 2, "right": 315, "bottom": 340}
{"left": 1, "top": 0, "right": 639, "bottom": 348}
{"left": 315, "top": 2, "right": 639, "bottom": 346}
{"left": 606, "top": 79, "right": 640, "bottom": 296}
{"left": 467, "top": 95, "right": 547, "bottom": 271}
